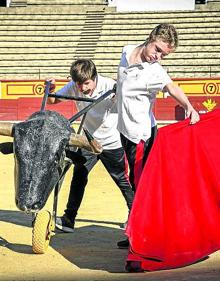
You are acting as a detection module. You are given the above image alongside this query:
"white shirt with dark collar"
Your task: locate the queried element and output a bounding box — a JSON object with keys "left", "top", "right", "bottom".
{"left": 117, "top": 44, "right": 172, "bottom": 144}
{"left": 56, "top": 75, "right": 121, "bottom": 149}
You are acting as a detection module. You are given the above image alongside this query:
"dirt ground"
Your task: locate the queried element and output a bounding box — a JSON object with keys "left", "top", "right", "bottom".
{"left": 1, "top": 135, "right": 220, "bottom": 281}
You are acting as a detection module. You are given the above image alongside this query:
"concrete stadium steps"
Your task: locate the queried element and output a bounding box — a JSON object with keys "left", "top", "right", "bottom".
{"left": 97, "top": 34, "right": 220, "bottom": 42}
{"left": 94, "top": 9, "right": 220, "bottom": 78}
{"left": 94, "top": 57, "right": 219, "bottom": 67}
{"left": 1, "top": 5, "right": 107, "bottom": 14}
{"left": 0, "top": 4, "right": 219, "bottom": 79}
{"left": 0, "top": 46, "right": 79, "bottom": 52}
{"left": 0, "top": 32, "right": 219, "bottom": 43}
{"left": 1, "top": 53, "right": 219, "bottom": 64}
{"left": 207, "top": 0, "right": 220, "bottom": 2}
{"left": 2, "top": 49, "right": 216, "bottom": 62}
{"left": 0, "top": 40, "right": 80, "bottom": 47}
{"left": 9, "top": 0, "right": 107, "bottom": 8}
{"left": 99, "top": 65, "right": 218, "bottom": 80}
{"left": 0, "top": 44, "right": 213, "bottom": 55}
{"left": 6, "top": 6, "right": 107, "bottom": 13}
{"left": 103, "top": 9, "right": 220, "bottom": 21}
{"left": 73, "top": 9, "right": 105, "bottom": 58}
{"left": 0, "top": 6, "right": 106, "bottom": 77}
{"left": 0, "top": 67, "right": 71, "bottom": 80}
{"left": 0, "top": 59, "right": 76, "bottom": 66}
{"left": 101, "top": 11, "right": 220, "bottom": 31}
{"left": 0, "top": 35, "right": 85, "bottom": 43}
{"left": 99, "top": 25, "right": 220, "bottom": 34}
{"left": 27, "top": 0, "right": 106, "bottom": 5}
{"left": 0, "top": 18, "right": 87, "bottom": 25}
{"left": 0, "top": 45, "right": 220, "bottom": 60}
{"left": 93, "top": 52, "right": 219, "bottom": 61}
{"left": 0, "top": 65, "right": 218, "bottom": 81}
{"left": 94, "top": 45, "right": 220, "bottom": 53}
{"left": 10, "top": 0, "right": 27, "bottom": 7}
{"left": 107, "top": 9, "right": 220, "bottom": 16}
{"left": 0, "top": 13, "right": 87, "bottom": 23}
{"left": 94, "top": 65, "right": 220, "bottom": 79}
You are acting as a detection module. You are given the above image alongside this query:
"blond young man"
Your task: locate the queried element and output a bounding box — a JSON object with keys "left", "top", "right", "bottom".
{"left": 116, "top": 24, "right": 200, "bottom": 249}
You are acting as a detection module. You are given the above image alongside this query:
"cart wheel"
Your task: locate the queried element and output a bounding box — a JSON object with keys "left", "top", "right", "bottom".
{"left": 32, "top": 210, "right": 55, "bottom": 254}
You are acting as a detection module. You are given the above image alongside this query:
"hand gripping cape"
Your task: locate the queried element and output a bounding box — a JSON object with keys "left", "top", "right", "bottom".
{"left": 125, "top": 109, "right": 220, "bottom": 271}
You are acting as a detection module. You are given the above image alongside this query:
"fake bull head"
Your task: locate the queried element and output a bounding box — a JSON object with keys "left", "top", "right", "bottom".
{"left": 0, "top": 110, "right": 102, "bottom": 213}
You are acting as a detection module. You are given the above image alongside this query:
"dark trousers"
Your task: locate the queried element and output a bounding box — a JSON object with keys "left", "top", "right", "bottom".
{"left": 120, "top": 126, "right": 157, "bottom": 191}
{"left": 64, "top": 147, "right": 134, "bottom": 220}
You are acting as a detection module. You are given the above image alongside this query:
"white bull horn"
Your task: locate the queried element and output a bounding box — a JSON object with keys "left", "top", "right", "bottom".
{"left": 83, "top": 128, "right": 103, "bottom": 154}
{"left": 69, "top": 130, "right": 103, "bottom": 154}
{"left": 0, "top": 122, "right": 14, "bottom": 136}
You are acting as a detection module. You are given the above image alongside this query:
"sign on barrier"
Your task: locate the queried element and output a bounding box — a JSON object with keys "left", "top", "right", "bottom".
{"left": 0, "top": 80, "right": 68, "bottom": 99}
{"left": 0, "top": 78, "right": 220, "bottom": 121}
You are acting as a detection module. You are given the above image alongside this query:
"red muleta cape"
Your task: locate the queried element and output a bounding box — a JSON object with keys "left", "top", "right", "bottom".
{"left": 126, "top": 109, "right": 220, "bottom": 271}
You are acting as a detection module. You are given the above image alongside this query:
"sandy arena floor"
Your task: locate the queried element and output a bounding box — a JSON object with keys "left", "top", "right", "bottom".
{"left": 1, "top": 135, "right": 220, "bottom": 281}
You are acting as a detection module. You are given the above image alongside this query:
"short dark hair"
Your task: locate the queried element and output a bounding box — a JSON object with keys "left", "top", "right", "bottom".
{"left": 70, "top": 59, "right": 97, "bottom": 83}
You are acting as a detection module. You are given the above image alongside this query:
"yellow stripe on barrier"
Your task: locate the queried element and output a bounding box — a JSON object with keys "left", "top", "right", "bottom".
{"left": 0, "top": 80, "right": 68, "bottom": 100}
{"left": 0, "top": 78, "right": 220, "bottom": 100}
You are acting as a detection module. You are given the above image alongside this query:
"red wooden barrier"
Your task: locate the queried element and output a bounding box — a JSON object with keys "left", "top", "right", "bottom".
{"left": 0, "top": 98, "right": 78, "bottom": 121}
{"left": 154, "top": 96, "right": 220, "bottom": 120}
{"left": 1, "top": 96, "right": 220, "bottom": 121}
{"left": 0, "top": 99, "right": 18, "bottom": 121}
{"left": 17, "top": 98, "right": 78, "bottom": 121}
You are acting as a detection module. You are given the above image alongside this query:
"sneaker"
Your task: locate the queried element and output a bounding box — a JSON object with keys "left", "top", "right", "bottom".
{"left": 120, "top": 220, "right": 128, "bottom": 229}
{"left": 55, "top": 215, "right": 75, "bottom": 233}
{"left": 125, "top": 261, "right": 144, "bottom": 273}
{"left": 117, "top": 238, "right": 129, "bottom": 249}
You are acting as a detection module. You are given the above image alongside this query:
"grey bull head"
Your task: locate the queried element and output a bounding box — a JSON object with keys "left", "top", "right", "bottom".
{"left": 0, "top": 110, "right": 102, "bottom": 213}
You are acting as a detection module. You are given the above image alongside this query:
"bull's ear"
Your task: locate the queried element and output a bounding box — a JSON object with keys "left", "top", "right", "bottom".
{"left": 0, "top": 142, "right": 13, "bottom": 154}
{"left": 68, "top": 132, "right": 103, "bottom": 154}
{"left": 0, "top": 122, "right": 15, "bottom": 137}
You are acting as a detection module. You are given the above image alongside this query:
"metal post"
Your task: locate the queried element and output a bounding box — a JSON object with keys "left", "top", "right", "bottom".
{"left": 40, "top": 80, "right": 51, "bottom": 111}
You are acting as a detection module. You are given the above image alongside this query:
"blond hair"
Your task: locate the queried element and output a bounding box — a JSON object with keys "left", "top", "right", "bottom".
{"left": 148, "top": 23, "right": 178, "bottom": 49}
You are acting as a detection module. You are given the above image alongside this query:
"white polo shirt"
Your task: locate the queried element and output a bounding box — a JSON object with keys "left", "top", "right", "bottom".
{"left": 56, "top": 75, "right": 122, "bottom": 149}
{"left": 117, "top": 44, "right": 172, "bottom": 144}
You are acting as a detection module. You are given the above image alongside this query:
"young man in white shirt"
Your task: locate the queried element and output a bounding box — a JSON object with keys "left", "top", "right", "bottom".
{"left": 116, "top": 23, "right": 200, "bottom": 249}
{"left": 47, "top": 59, "right": 134, "bottom": 233}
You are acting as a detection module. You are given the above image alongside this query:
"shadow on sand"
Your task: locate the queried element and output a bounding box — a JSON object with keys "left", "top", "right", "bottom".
{"left": 0, "top": 209, "right": 127, "bottom": 273}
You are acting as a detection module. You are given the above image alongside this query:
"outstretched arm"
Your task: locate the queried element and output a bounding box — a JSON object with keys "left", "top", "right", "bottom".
{"left": 165, "top": 82, "right": 200, "bottom": 124}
